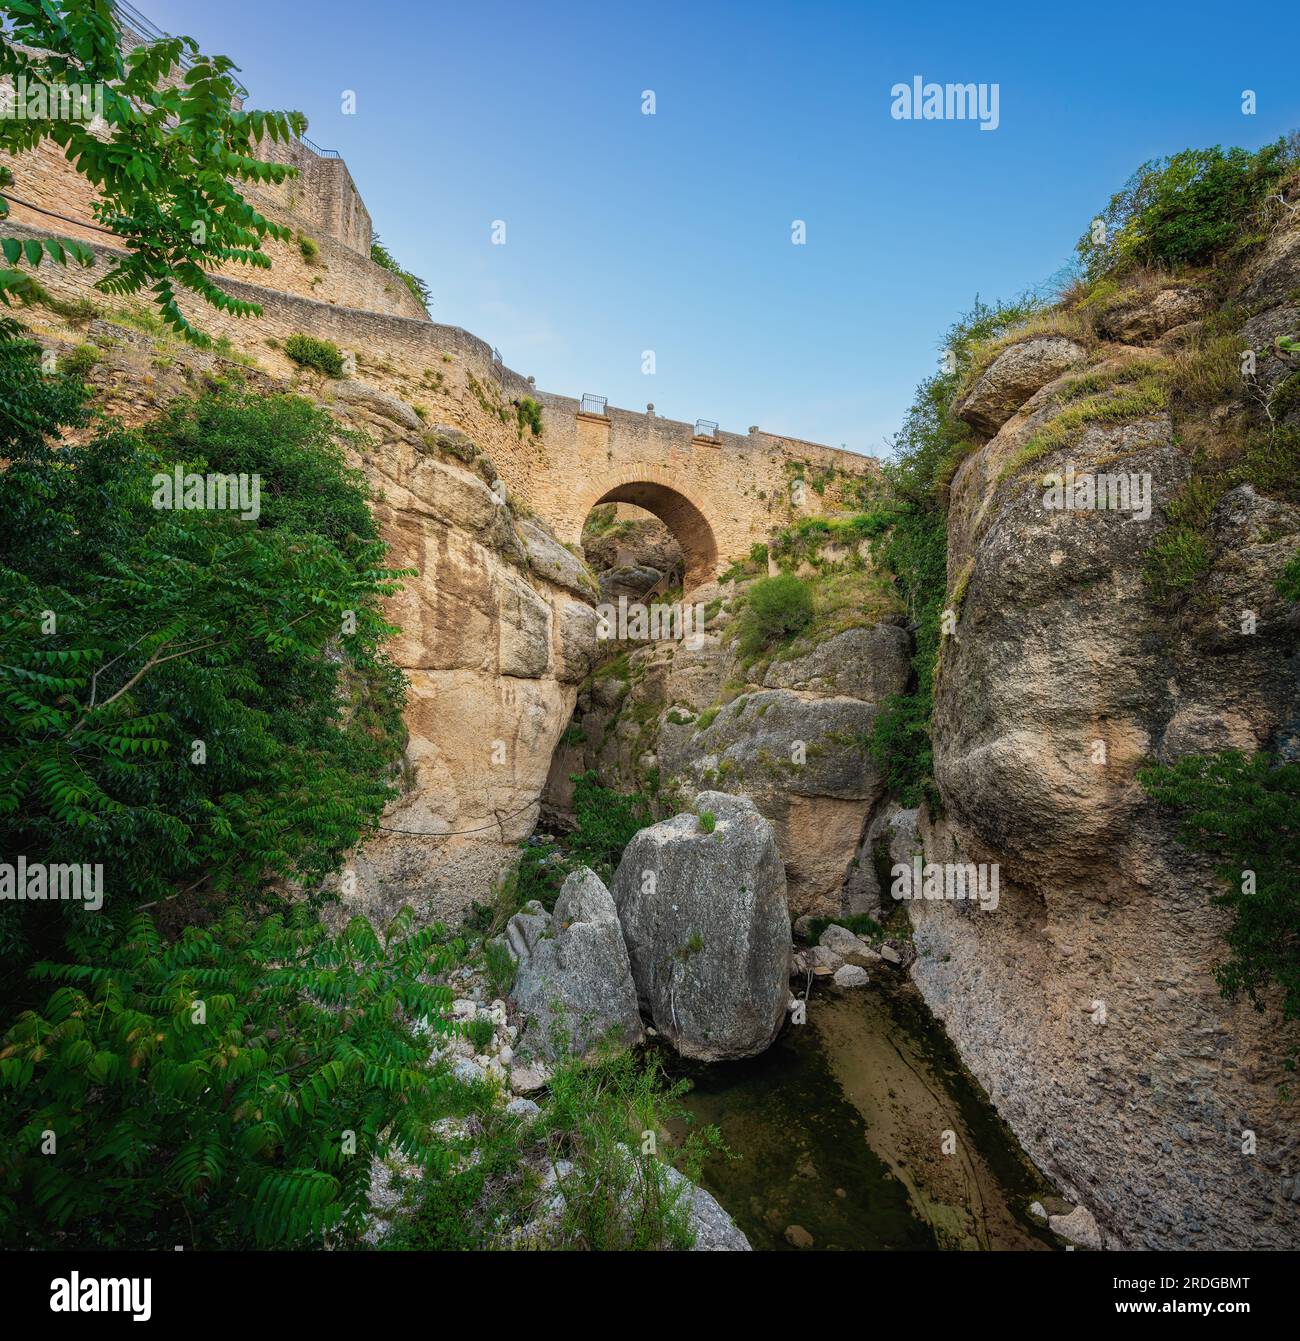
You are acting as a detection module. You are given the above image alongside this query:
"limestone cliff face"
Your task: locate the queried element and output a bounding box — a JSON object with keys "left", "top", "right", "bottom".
{"left": 324, "top": 387, "right": 599, "bottom": 927}
{"left": 914, "top": 232, "right": 1300, "bottom": 1249}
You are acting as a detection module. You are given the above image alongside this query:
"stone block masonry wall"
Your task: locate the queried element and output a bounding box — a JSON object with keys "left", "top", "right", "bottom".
{"left": 2, "top": 138, "right": 427, "bottom": 321}
{"left": 12, "top": 219, "right": 879, "bottom": 583}
{"left": 244, "top": 137, "right": 376, "bottom": 259}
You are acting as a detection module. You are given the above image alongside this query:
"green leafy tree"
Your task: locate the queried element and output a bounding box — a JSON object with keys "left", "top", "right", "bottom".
{"left": 1076, "top": 138, "right": 1298, "bottom": 279}
{"left": 0, "top": 0, "right": 306, "bottom": 339}
{"left": 0, "top": 905, "right": 460, "bottom": 1248}
{"left": 0, "top": 363, "right": 410, "bottom": 982}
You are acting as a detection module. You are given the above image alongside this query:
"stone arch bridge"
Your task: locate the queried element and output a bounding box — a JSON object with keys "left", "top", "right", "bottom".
{"left": 498, "top": 387, "right": 880, "bottom": 594}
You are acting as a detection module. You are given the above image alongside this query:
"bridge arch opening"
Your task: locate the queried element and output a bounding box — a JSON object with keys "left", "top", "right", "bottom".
{"left": 581, "top": 481, "right": 720, "bottom": 596}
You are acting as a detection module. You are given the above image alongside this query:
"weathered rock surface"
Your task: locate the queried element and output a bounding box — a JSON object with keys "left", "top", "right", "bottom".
{"left": 507, "top": 869, "right": 644, "bottom": 1060}
{"left": 656, "top": 689, "right": 895, "bottom": 918}
{"left": 916, "top": 265, "right": 1300, "bottom": 1249}
{"left": 1095, "top": 286, "right": 1208, "bottom": 344}
{"left": 762, "top": 623, "right": 911, "bottom": 701}
{"left": 546, "top": 575, "right": 912, "bottom": 917}
{"left": 610, "top": 792, "right": 791, "bottom": 1061}
{"left": 1049, "top": 1203, "right": 1104, "bottom": 1251}
{"left": 956, "top": 336, "right": 1087, "bottom": 437}
{"left": 517, "top": 515, "right": 600, "bottom": 601}
{"left": 344, "top": 421, "right": 597, "bottom": 927}
{"left": 599, "top": 563, "right": 668, "bottom": 603}
{"left": 818, "top": 924, "right": 882, "bottom": 969}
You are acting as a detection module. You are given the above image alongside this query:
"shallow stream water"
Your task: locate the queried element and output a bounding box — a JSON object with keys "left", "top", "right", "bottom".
{"left": 669, "top": 978, "right": 1058, "bottom": 1251}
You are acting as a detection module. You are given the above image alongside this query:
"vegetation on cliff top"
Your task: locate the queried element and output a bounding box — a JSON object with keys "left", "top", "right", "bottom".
{"left": 1076, "top": 138, "right": 1298, "bottom": 278}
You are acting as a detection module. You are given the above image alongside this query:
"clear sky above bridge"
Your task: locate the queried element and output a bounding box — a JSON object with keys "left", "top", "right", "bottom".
{"left": 156, "top": 0, "right": 1299, "bottom": 459}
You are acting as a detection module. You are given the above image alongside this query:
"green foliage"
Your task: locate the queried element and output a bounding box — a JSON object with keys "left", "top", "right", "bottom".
{"left": 886, "top": 295, "right": 1042, "bottom": 508}
{"left": 0, "top": 316, "right": 89, "bottom": 447}
{"left": 483, "top": 937, "right": 517, "bottom": 997}
{"left": 867, "top": 506, "right": 947, "bottom": 810}
{"left": 0, "top": 905, "right": 460, "bottom": 1247}
{"left": 998, "top": 374, "right": 1169, "bottom": 481}
{"left": 735, "top": 573, "right": 814, "bottom": 658}
{"left": 516, "top": 396, "right": 543, "bottom": 436}
{"left": 1279, "top": 552, "right": 1300, "bottom": 603}
{"left": 284, "top": 332, "right": 345, "bottom": 377}
{"left": 1144, "top": 523, "right": 1212, "bottom": 601}
{"left": 298, "top": 235, "right": 320, "bottom": 263}
{"left": 805, "top": 913, "right": 883, "bottom": 943}
{"left": 0, "top": 371, "right": 410, "bottom": 971}
{"left": 568, "top": 772, "right": 651, "bottom": 879}
{"left": 381, "top": 1106, "right": 523, "bottom": 1250}
{"left": 862, "top": 295, "right": 1076, "bottom": 812}
{"left": 539, "top": 1046, "right": 726, "bottom": 1251}
{"left": 1139, "top": 752, "right": 1300, "bottom": 1071}
{"left": 60, "top": 343, "right": 99, "bottom": 379}
{"left": 0, "top": 1, "right": 306, "bottom": 341}
{"left": 370, "top": 234, "right": 432, "bottom": 312}
{"left": 384, "top": 1043, "right": 725, "bottom": 1251}
{"left": 697, "top": 810, "right": 716, "bottom": 834}
{"left": 1143, "top": 428, "right": 1300, "bottom": 603}
{"left": 1077, "top": 138, "right": 1298, "bottom": 279}
{"left": 465, "top": 1015, "right": 495, "bottom": 1051}
{"left": 583, "top": 503, "right": 617, "bottom": 537}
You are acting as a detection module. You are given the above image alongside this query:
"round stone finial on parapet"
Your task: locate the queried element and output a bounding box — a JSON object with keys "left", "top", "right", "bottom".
{"left": 647, "top": 403, "right": 655, "bottom": 416}
{"left": 748, "top": 425, "right": 759, "bottom": 435}
{"left": 527, "top": 375, "right": 535, "bottom": 385}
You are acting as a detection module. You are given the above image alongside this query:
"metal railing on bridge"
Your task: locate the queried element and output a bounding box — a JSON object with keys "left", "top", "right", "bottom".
{"left": 694, "top": 419, "right": 719, "bottom": 439}
{"left": 302, "top": 135, "right": 341, "bottom": 159}
{"left": 580, "top": 394, "right": 608, "bottom": 417}
{"left": 109, "top": 1, "right": 249, "bottom": 97}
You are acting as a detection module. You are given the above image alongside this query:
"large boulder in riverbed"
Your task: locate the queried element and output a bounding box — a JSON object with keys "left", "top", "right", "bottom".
{"left": 508, "top": 868, "right": 644, "bottom": 1061}
{"left": 610, "top": 792, "right": 790, "bottom": 1061}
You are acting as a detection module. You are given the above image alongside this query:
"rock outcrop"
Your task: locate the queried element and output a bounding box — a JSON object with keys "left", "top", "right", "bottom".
{"left": 610, "top": 792, "right": 791, "bottom": 1061}
{"left": 337, "top": 400, "right": 599, "bottom": 928}
{"left": 955, "top": 336, "right": 1088, "bottom": 436}
{"left": 506, "top": 869, "right": 644, "bottom": 1061}
{"left": 1094, "top": 285, "right": 1208, "bottom": 344}
{"left": 547, "top": 600, "right": 912, "bottom": 918}
{"left": 913, "top": 218, "right": 1300, "bottom": 1250}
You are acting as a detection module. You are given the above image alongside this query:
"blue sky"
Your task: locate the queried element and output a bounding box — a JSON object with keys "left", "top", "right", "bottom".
{"left": 155, "top": 0, "right": 1299, "bottom": 459}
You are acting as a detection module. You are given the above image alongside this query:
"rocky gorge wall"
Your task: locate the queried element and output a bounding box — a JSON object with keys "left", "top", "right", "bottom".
{"left": 11, "top": 31, "right": 1298, "bottom": 1248}
{"left": 910, "top": 220, "right": 1300, "bottom": 1249}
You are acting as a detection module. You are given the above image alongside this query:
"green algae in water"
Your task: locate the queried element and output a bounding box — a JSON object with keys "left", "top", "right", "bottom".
{"left": 671, "top": 980, "right": 1056, "bottom": 1251}
{"left": 670, "top": 1017, "right": 936, "bottom": 1250}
